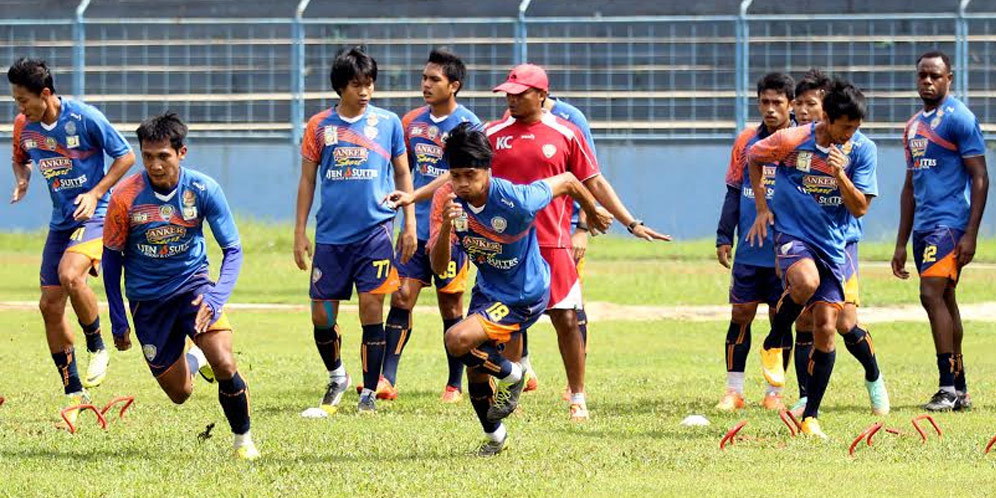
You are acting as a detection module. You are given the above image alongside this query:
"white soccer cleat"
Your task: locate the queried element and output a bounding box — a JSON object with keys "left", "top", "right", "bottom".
{"left": 83, "top": 349, "right": 109, "bottom": 388}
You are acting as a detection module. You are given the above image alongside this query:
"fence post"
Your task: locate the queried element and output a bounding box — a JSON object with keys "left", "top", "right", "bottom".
{"left": 957, "top": 0, "right": 972, "bottom": 104}
{"left": 73, "top": 0, "right": 91, "bottom": 99}
{"left": 291, "top": 0, "right": 311, "bottom": 145}
{"left": 735, "top": 0, "right": 754, "bottom": 132}
{"left": 516, "top": 0, "right": 532, "bottom": 64}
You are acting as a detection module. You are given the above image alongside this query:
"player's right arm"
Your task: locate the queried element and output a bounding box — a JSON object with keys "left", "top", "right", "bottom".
{"left": 295, "top": 115, "right": 322, "bottom": 271}
{"left": 101, "top": 192, "right": 132, "bottom": 350}
{"left": 10, "top": 116, "right": 31, "bottom": 203}
{"left": 428, "top": 186, "right": 459, "bottom": 276}
{"left": 717, "top": 131, "right": 749, "bottom": 268}
{"left": 543, "top": 173, "right": 612, "bottom": 233}
{"left": 891, "top": 169, "right": 915, "bottom": 280}
{"left": 745, "top": 130, "right": 791, "bottom": 247}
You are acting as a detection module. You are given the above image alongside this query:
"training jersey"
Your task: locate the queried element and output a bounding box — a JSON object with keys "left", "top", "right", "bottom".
{"left": 103, "top": 168, "right": 240, "bottom": 301}
{"left": 401, "top": 104, "right": 481, "bottom": 240}
{"left": 903, "top": 95, "right": 987, "bottom": 232}
{"left": 486, "top": 112, "right": 600, "bottom": 248}
{"left": 12, "top": 98, "right": 132, "bottom": 231}
{"left": 429, "top": 178, "right": 552, "bottom": 306}
{"left": 302, "top": 104, "right": 406, "bottom": 245}
{"left": 724, "top": 123, "right": 777, "bottom": 268}
{"left": 748, "top": 124, "right": 878, "bottom": 264}
{"left": 550, "top": 99, "right": 597, "bottom": 229}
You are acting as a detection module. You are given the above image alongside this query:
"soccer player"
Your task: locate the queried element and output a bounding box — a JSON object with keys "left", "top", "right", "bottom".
{"left": 373, "top": 49, "right": 480, "bottom": 403}
{"left": 419, "top": 123, "right": 611, "bottom": 455}
{"left": 892, "top": 50, "right": 989, "bottom": 411}
{"left": 789, "top": 69, "right": 890, "bottom": 417}
{"left": 294, "top": 47, "right": 416, "bottom": 415}
{"left": 102, "top": 112, "right": 258, "bottom": 460}
{"left": 8, "top": 58, "right": 135, "bottom": 414}
{"left": 747, "top": 79, "right": 878, "bottom": 438}
{"left": 487, "top": 63, "right": 670, "bottom": 421}
{"left": 714, "top": 73, "right": 794, "bottom": 412}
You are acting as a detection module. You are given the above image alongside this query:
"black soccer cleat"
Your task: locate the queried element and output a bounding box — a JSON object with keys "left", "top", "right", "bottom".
{"left": 487, "top": 370, "right": 526, "bottom": 423}
{"left": 923, "top": 389, "right": 957, "bottom": 412}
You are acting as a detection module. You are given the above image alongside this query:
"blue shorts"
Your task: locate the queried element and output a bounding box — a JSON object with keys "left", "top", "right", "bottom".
{"left": 729, "top": 263, "right": 783, "bottom": 306}
{"left": 913, "top": 227, "right": 964, "bottom": 282}
{"left": 395, "top": 238, "right": 468, "bottom": 294}
{"left": 310, "top": 222, "right": 400, "bottom": 301}
{"left": 842, "top": 241, "right": 860, "bottom": 305}
{"left": 129, "top": 276, "right": 232, "bottom": 377}
{"left": 468, "top": 286, "right": 548, "bottom": 344}
{"left": 774, "top": 232, "right": 845, "bottom": 307}
{"left": 40, "top": 218, "right": 104, "bottom": 287}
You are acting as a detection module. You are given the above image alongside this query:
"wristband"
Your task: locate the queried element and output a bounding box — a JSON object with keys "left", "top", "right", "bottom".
{"left": 627, "top": 219, "right": 644, "bottom": 233}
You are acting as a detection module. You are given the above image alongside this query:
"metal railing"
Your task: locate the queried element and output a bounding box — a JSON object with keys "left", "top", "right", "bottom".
{"left": 1, "top": 1, "right": 995, "bottom": 142}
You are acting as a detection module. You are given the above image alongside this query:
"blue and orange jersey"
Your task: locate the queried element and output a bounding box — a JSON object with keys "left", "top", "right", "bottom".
{"left": 301, "top": 104, "right": 406, "bottom": 245}
{"left": 12, "top": 98, "right": 132, "bottom": 230}
{"left": 429, "top": 178, "right": 552, "bottom": 306}
{"left": 724, "top": 123, "right": 777, "bottom": 267}
{"left": 747, "top": 123, "right": 878, "bottom": 264}
{"left": 401, "top": 104, "right": 480, "bottom": 240}
{"left": 103, "top": 168, "right": 240, "bottom": 301}
{"left": 903, "top": 95, "right": 987, "bottom": 232}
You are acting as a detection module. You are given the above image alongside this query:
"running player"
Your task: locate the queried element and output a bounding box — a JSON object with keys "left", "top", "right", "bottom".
{"left": 375, "top": 49, "right": 480, "bottom": 403}
{"left": 714, "top": 73, "right": 794, "bottom": 412}
{"left": 102, "top": 112, "right": 258, "bottom": 460}
{"left": 747, "top": 79, "right": 877, "bottom": 438}
{"left": 488, "top": 63, "right": 670, "bottom": 421}
{"left": 789, "top": 69, "right": 890, "bottom": 417}
{"left": 294, "top": 47, "right": 416, "bottom": 415}
{"left": 892, "top": 50, "right": 989, "bottom": 411}
{"left": 420, "top": 123, "right": 611, "bottom": 455}
{"left": 8, "top": 57, "right": 135, "bottom": 415}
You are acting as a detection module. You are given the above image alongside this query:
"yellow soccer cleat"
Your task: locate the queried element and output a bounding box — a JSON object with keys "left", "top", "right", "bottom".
{"left": 759, "top": 347, "right": 785, "bottom": 387}
{"left": 59, "top": 390, "right": 91, "bottom": 430}
{"left": 800, "top": 417, "right": 828, "bottom": 439}
{"left": 715, "top": 390, "right": 746, "bottom": 411}
{"left": 761, "top": 392, "right": 785, "bottom": 411}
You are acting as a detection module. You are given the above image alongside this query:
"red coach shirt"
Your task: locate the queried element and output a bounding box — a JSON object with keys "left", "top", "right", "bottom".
{"left": 486, "top": 112, "right": 600, "bottom": 248}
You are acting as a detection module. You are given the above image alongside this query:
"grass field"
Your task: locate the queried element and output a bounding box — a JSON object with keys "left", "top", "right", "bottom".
{"left": 2, "top": 224, "right": 996, "bottom": 496}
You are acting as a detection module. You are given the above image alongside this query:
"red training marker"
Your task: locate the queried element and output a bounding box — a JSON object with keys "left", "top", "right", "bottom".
{"left": 720, "top": 420, "right": 748, "bottom": 450}
{"left": 59, "top": 404, "right": 108, "bottom": 434}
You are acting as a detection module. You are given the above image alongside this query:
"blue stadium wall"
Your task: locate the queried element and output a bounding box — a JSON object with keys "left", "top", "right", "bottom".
{"left": 3, "top": 140, "right": 993, "bottom": 241}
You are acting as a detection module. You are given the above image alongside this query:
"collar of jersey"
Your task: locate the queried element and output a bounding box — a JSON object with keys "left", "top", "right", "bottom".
{"left": 336, "top": 106, "right": 367, "bottom": 124}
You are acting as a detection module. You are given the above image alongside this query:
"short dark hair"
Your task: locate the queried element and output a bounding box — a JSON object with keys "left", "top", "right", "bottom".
{"left": 330, "top": 46, "right": 378, "bottom": 95}
{"left": 822, "top": 78, "right": 867, "bottom": 122}
{"left": 794, "top": 68, "right": 831, "bottom": 99}
{"left": 756, "top": 72, "right": 795, "bottom": 100}
{"left": 916, "top": 50, "right": 952, "bottom": 73}
{"left": 136, "top": 111, "right": 188, "bottom": 151}
{"left": 427, "top": 48, "right": 467, "bottom": 95}
{"left": 443, "top": 122, "right": 492, "bottom": 169}
{"left": 7, "top": 57, "right": 55, "bottom": 94}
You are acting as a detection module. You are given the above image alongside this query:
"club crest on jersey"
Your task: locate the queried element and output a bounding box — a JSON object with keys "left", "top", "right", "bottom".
{"left": 45, "top": 137, "right": 57, "bottom": 150}
{"left": 796, "top": 151, "right": 812, "bottom": 172}
{"left": 159, "top": 204, "right": 175, "bottom": 221}
{"left": 490, "top": 216, "right": 508, "bottom": 233}
{"left": 454, "top": 212, "right": 468, "bottom": 232}
{"left": 324, "top": 125, "right": 338, "bottom": 146}
{"left": 64, "top": 121, "right": 77, "bottom": 135}
{"left": 542, "top": 144, "right": 556, "bottom": 158}
{"left": 930, "top": 115, "right": 942, "bottom": 129}
{"left": 364, "top": 126, "right": 379, "bottom": 140}
{"left": 366, "top": 114, "right": 379, "bottom": 127}
{"left": 142, "top": 344, "right": 157, "bottom": 361}
{"left": 182, "top": 189, "right": 198, "bottom": 220}
{"left": 66, "top": 136, "right": 80, "bottom": 149}
{"left": 428, "top": 126, "right": 439, "bottom": 139}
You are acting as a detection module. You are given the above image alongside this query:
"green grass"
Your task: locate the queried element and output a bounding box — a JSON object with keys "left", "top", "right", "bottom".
{"left": 2, "top": 224, "right": 996, "bottom": 496}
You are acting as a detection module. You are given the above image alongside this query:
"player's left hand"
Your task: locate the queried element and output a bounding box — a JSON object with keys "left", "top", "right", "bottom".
{"left": 383, "top": 190, "right": 415, "bottom": 209}
{"left": 113, "top": 330, "right": 132, "bottom": 351}
{"left": 631, "top": 224, "right": 672, "bottom": 242}
{"left": 828, "top": 144, "right": 847, "bottom": 174}
{"left": 571, "top": 229, "right": 588, "bottom": 263}
{"left": 73, "top": 191, "right": 99, "bottom": 221}
{"left": 191, "top": 294, "right": 216, "bottom": 334}
{"left": 398, "top": 227, "right": 417, "bottom": 264}
{"left": 954, "top": 233, "right": 977, "bottom": 267}
{"left": 585, "top": 206, "right": 613, "bottom": 235}
{"left": 10, "top": 178, "right": 28, "bottom": 204}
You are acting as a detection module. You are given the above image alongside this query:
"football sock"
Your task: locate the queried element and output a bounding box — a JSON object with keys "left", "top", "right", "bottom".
{"left": 218, "top": 371, "right": 250, "bottom": 435}
{"left": 763, "top": 296, "right": 804, "bottom": 350}
{"left": 724, "top": 321, "right": 751, "bottom": 373}
{"left": 802, "top": 349, "right": 835, "bottom": 420}
{"left": 841, "top": 326, "right": 880, "bottom": 382}
{"left": 953, "top": 353, "right": 967, "bottom": 392}
{"left": 794, "top": 330, "right": 814, "bottom": 398}
{"left": 780, "top": 327, "right": 794, "bottom": 371}
{"left": 52, "top": 347, "right": 83, "bottom": 395}
{"left": 468, "top": 381, "right": 500, "bottom": 434}
{"left": 937, "top": 353, "right": 955, "bottom": 390}
{"left": 485, "top": 423, "right": 507, "bottom": 443}
{"left": 521, "top": 329, "right": 530, "bottom": 358}
{"left": 456, "top": 342, "right": 517, "bottom": 379}
{"left": 726, "top": 371, "right": 745, "bottom": 394}
{"left": 314, "top": 325, "right": 341, "bottom": 371}
{"left": 443, "top": 317, "right": 464, "bottom": 389}
{"left": 79, "top": 317, "right": 104, "bottom": 353}
{"left": 361, "top": 323, "right": 386, "bottom": 391}
{"left": 185, "top": 346, "right": 207, "bottom": 377}
{"left": 577, "top": 307, "right": 589, "bottom": 351}
{"left": 570, "top": 392, "right": 586, "bottom": 405}
{"left": 382, "top": 307, "right": 412, "bottom": 386}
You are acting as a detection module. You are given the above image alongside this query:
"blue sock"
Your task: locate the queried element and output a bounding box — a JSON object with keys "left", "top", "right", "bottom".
{"left": 954, "top": 353, "right": 967, "bottom": 392}
{"left": 521, "top": 329, "right": 530, "bottom": 358}
{"left": 794, "top": 330, "right": 814, "bottom": 398}
{"left": 468, "top": 381, "right": 500, "bottom": 434}
{"left": 382, "top": 307, "right": 412, "bottom": 386}
{"left": 218, "top": 371, "right": 250, "bottom": 435}
{"left": 443, "top": 317, "right": 464, "bottom": 389}
{"left": 361, "top": 323, "right": 386, "bottom": 390}
{"left": 577, "top": 307, "right": 589, "bottom": 351}
{"left": 842, "top": 326, "right": 879, "bottom": 382}
{"left": 763, "top": 296, "right": 804, "bottom": 350}
{"left": 52, "top": 347, "right": 83, "bottom": 395}
{"left": 724, "top": 321, "right": 751, "bottom": 372}
{"left": 314, "top": 325, "right": 341, "bottom": 371}
{"left": 79, "top": 317, "right": 104, "bottom": 353}
{"left": 937, "top": 353, "right": 955, "bottom": 388}
{"left": 802, "top": 349, "right": 835, "bottom": 419}
{"left": 456, "top": 342, "right": 514, "bottom": 379}
{"left": 781, "top": 326, "right": 794, "bottom": 372}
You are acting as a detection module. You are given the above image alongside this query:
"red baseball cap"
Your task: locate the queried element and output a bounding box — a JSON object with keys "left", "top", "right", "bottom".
{"left": 492, "top": 64, "right": 549, "bottom": 94}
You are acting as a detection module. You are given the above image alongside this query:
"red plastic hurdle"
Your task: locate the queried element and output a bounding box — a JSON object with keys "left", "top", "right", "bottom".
{"left": 59, "top": 404, "right": 107, "bottom": 434}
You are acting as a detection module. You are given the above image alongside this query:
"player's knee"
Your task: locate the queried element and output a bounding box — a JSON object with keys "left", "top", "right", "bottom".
{"left": 795, "top": 312, "right": 814, "bottom": 331}
{"left": 730, "top": 304, "right": 757, "bottom": 325}
{"left": 836, "top": 310, "right": 858, "bottom": 333}
{"left": 443, "top": 330, "right": 466, "bottom": 356}
{"left": 919, "top": 286, "right": 945, "bottom": 308}
{"left": 57, "top": 268, "right": 85, "bottom": 293}
{"left": 164, "top": 385, "right": 192, "bottom": 405}
{"left": 437, "top": 295, "right": 463, "bottom": 320}
{"left": 813, "top": 327, "right": 836, "bottom": 351}
{"left": 211, "top": 359, "right": 238, "bottom": 381}
{"left": 550, "top": 309, "right": 579, "bottom": 333}
{"left": 391, "top": 285, "right": 417, "bottom": 309}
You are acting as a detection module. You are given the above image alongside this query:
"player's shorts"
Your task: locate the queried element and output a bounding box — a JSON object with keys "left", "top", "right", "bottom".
{"left": 310, "top": 221, "right": 400, "bottom": 301}
{"left": 842, "top": 241, "right": 860, "bottom": 306}
{"left": 40, "top": 218, "right": 104, "bottom": 287}
{"left": 729, "top": 263, "right": 783, "bottom": 307}
{"left": 913, "top": 227, "right": 964, "bottom": 282}
{"left": 395, "top": 238, "right": 468, "bottom": 294}
{"left": 774, "top": 232, "right": 845, "bottom": 308}
{"left": 468, "top": 286, "right": 548, "bottom": 344}
{"left": 540, "top": 246, "right": 582, "bottom": 310}
{"left": 129, "top": 276, "right": 232, "bottom": 377}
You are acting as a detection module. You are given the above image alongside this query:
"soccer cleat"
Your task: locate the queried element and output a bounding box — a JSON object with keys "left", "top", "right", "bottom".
{"left": 377, "top": 379, "right": 398, "bottom": 401}
{"left": 487, "top": 367, "right": 526, "bottom": 423}
{"left": 82, "top": 349, "right": 110, "bottom": 388}
{"left": 800, "top": 417, "right": 828, "bottom": 439}
{"left": 523, "top": 367, "right": 539, "bottom": 392}
{"left": 476, "top": 436, "right": 507, "bottom": 457}
{"left": 865, "top": 376, "right": 890, "bottom": 416}
{"left": 235, "top": 441, "right": 261, "bottom": 461}
{"left": 761, "top": 391, "right": 785, "bottom": 411}
{"left": 955, "top": 391, "right": 973, "bottom": 411}
{"left": 789, "top": 397, "right": 807, "bottom": 419}
{"left": 440, "top": 385, "right": 463, "bottom": 404}
{"left": 714, "top": 390, "right": 746, "bottom": 411}
{"left": 357, "top": 391, "right": 377, "bottom": 414}
{"left": 923, "top": 389, "right": 957, "bottom": 412}
{"left": 320, "top": 374, "right": 351, "bottom": 415}
{"left": 569, "top": 402, "right": 589, "bottom": 422}
{"left": 61, "top": 390, "right": 91, "bottom": 427}
{"left": 759, "top": 347, "right": 785, "bottom": 387}
{"left": 197, "top": 362, "right": 216, "bottom": 384}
